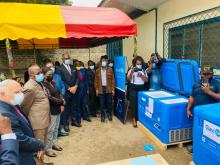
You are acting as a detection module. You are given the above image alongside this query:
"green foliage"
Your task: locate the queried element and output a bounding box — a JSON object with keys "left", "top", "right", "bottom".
{"left": 0, "top": 0, "right": 72, "bottom": 5}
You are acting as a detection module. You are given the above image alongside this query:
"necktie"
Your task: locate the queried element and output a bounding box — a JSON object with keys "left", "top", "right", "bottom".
{"left": 67, "top": 65, "right": 72, "bottom": 75}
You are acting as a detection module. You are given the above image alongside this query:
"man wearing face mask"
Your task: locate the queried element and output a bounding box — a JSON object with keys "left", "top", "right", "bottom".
{"left": 187, "top": 66, "right": 220, "bottom": 118}
{"left": 44, "top": 61, "right": 68, "bottom": 137}
{"left": 42, "top": 67, "right": 65, "bottom": 157}
{"left": 59, "top": 54, "right": 79, "bottom": 130}
{"left": 95, "top": 56, "right": 115, "bottom": 122}
{"left": 87, "top": 60, "right": 97, "bottom": 117}
{"left": 21, "top": 64, "right": 51, "bottom": 164}
{"left": 0, "top": 80, "right": 46, "bottom": 165}
{"left": 108, "top": 60, "right": 114, "bottom": 69}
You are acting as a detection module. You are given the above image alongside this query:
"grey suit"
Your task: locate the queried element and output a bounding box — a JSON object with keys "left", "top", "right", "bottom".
{"left": 0, "top": 139, "right": 19, "bottom": 165}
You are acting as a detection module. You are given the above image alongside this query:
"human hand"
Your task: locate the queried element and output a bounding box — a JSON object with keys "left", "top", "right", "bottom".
{"left": 37, "top": 150, "right": 44, "bottom": 161}
{"left": 0, "top": 114, "right": 13, "bottom": 135}
{"left": 130, "top": 68, "right": 135, "bottom": 74}
{"left": 187, "top": 109, "right": 193, "bottom": 118}
{"left": 96, "top": 90, "right": 99, "bottom": 96}
{"left": 69, "top": 86, "right": 78, "bottom": 94}
{"left": 112, "top": 90, "right": 115, "bottom": 96}
{"left": 202, "top": 86, "right": 211, "bottom": 94}
{"left": 137, "top": 72, "right": 143, "bottom": 77}
{"left": 60, "top": 106, "right": 64, "bottom": 113}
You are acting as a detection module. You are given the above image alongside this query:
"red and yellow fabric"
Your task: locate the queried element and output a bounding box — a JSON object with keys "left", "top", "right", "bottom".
{"left": 0, "top": 3, "right": 137, "bottom": 48}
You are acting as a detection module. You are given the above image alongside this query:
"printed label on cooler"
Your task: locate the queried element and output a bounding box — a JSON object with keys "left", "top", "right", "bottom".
{"left": 203, "top": 120, "right": 220, "bottom": 144}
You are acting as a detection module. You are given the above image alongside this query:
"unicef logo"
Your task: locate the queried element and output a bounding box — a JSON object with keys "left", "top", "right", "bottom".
{"left": 215, "top": 129, "right": 220, "bottom": 137}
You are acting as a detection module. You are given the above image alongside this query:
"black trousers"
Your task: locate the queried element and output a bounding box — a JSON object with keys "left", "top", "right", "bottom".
{"left": 88, "top": 87, "right": 97, "bottom": 116}
{"left": 129, "top": 84, "right": 145, "bottom": 120}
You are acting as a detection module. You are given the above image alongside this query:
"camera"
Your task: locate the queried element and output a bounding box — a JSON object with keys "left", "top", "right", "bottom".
{"left": 133, "top": 67, "right": 142, "bottom": 72}
{"left": 202, "top": 78, "right": 210, "bottom": 87}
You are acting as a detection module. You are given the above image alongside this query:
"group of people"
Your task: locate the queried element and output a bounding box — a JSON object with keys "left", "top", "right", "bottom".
{"left": 0, "top": 54, "right": 115, "bottom": 165}
{"left": 0, "top": 52, "right": 220, "bottom": 165}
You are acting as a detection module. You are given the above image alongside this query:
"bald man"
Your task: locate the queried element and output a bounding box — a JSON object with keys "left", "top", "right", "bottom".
{"left": 59, "top": 54, "right": 80, "bottom": 131}
{"left": 0, "top": 80, "right": 45, "bottom": 165}
{"left": 21, "top": 64, "right": 50, "bottom": 147}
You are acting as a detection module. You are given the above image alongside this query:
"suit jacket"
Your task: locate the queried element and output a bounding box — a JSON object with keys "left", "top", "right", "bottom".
{"left": 0, "top": 139, "right": 19, "bottom": 165}
{"left": 87, "top": 68, "right": 95, "bottom": 89}
{"left": 95, "top": 67, "right": 115, "bottom": 94}
{"left": 59, "top": 64, "right": 79, "bottom": 97}
{"left": 0, "top": 101, "right": 44, "bottom": 165}
{"left": 21, "top": 79, "right": 50, "bottom": 130}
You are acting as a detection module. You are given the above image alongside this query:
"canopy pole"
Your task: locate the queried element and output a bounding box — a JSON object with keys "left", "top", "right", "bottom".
{"left": 5, "top": 39, "right": 16, "bottom": 78}
{"left": 133, "top": 35, "right": 138, "bottom": 57}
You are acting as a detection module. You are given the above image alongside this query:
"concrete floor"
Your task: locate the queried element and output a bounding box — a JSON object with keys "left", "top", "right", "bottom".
{"left": 45, "top": 117, "right": 192, "bottom": 165}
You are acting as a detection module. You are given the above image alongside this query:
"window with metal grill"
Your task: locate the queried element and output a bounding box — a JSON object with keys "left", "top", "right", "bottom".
{"left": 169, "top": 18, "right": 220, "bottom": 68}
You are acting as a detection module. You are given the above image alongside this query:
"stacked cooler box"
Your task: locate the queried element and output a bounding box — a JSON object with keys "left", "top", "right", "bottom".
{"left": 193, "top": 103, "right": 220, "bottom": 165}
{"left": 138, "top": 59, "right": 199, "bottom": 144}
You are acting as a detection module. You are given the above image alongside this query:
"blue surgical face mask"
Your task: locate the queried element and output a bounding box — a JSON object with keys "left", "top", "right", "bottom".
{"left": 11, "top": 92, "right": 24, "bottom": 106}
{"left": 89, "top": 65, "right": 95, "bottom": 70}
{"left": 136, "top": 65, "right": 142, "bottom": 69}
{"left": 102, "top": 61, "right": 107, "bottom": 67}
{"left": 50, "top": 67, "right": 55, "bottom": 73}
{"left": 64, "top": 59, "right": 71, "bottom": 65}
{"left": 35, "top": 73, "right": 44, "bottom": 83}
{"left": 108, "top": 63, "right": 113, "bottom": 68}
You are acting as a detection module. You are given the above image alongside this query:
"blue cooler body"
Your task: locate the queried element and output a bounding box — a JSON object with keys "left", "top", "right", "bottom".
{"left": 138, "top": 59, "right": 199, "bottom": 144}
{"left": 193, "top": 103, "right": 220, "bottom": 165}
{"left": 138, "top": 90, "right": 192, "bottom": 143}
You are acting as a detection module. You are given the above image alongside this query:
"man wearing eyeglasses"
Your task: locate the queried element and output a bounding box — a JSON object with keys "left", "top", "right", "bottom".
{"left": 187, "top": 65, "right": 220, "bottom": 118}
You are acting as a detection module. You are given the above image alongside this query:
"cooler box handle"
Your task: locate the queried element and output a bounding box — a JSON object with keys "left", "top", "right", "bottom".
{"left": 154, "top": 123, "right": 161, "bottom": 131}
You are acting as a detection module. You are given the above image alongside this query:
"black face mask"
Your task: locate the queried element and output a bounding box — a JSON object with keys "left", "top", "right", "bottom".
{"left": 46, "top": 75, "right": 53, "bottom": 82}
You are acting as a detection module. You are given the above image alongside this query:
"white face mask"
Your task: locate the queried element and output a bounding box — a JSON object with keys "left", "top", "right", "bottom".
{"left": 108, "top": 63, "right": 113, "bottom": 67}
{"left": 11, "top": 92, "right": 24, "bottom": 106}
{"left": 89, "top": 65, "right": 95, "bottom": 70}
{"left": 101, "top": 61, "right": 107, "bottom": 67}
{"left": 64, "top": 59, "right": 71, "bottom": 65}
{"left": 136, "top": 64, "right": 142, "bottom": 69}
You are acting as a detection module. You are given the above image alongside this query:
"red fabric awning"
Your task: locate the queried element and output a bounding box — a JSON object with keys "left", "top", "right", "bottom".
{"left": 0, "top": 3, "right": 137, "bottom": 49}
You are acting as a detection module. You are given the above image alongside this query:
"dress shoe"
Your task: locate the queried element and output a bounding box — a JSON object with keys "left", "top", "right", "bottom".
{"left": 108, "top": 116, "right": 112, "bottom": 121}
{"left": 71, "top": 122, "right": 82, "bottom": 127}
{"left": 83, "top": 118, "right": 92, "bottom": 122}
{"left": 58, "top": 132, "right": 69, "bottom": 137}
{"left": 52, "top": 145, "right": 63, "bottom": 151}
{"left": 63, "top": 126, "right": 70, "bottom": 132}
{"left": 101, "top": 118, "right": 105, "bottom": 122}
{"left": 45, "top": 151, "right": 57, "bottom": 157}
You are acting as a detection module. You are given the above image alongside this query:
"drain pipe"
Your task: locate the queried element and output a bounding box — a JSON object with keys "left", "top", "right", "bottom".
{"left": 155, "top": 8, "right": 158, "bottom": 53}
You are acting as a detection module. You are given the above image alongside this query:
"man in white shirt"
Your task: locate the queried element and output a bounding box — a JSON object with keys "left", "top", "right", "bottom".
{"left": 0, "top": 113, "right": 19, "bottom": 165}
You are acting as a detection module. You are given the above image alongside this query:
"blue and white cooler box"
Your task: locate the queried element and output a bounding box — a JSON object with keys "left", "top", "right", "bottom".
{"left": 193, "top": 103, "right": 220, "bottom": 165}
{"left": 138, "top": 90, "right": 193, "bottom": 144}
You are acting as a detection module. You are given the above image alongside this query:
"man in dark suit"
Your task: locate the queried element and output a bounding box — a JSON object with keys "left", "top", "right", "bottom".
{"left": 0, "top": 80, "right": 46, "bottom": 165}
{"left": 59, "top": 54, "right": 80, "bottom": 132}
{"left": 0, "top": 114, "right": 19, "bottom": 165}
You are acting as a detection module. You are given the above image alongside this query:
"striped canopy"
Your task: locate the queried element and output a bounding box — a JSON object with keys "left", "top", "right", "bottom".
{"left": 0, "top": 3, "right": 137, "bottom": 49}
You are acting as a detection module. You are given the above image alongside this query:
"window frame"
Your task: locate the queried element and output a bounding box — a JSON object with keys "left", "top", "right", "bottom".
{"left": 168, "top": 16, "right": 220, "bottom": 68}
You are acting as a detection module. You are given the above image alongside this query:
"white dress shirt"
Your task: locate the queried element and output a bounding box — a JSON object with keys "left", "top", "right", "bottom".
{"left": 128, "top": 69, "right": 148, "bottom": 85}
{"left": 1, "top": 133, "right": 16, "bottom": 140}
{"left": 101, "top": 68, "right": 107, "bottom": 86}
{"left": 63, "top": 63, "right": 72, "bottom": 75}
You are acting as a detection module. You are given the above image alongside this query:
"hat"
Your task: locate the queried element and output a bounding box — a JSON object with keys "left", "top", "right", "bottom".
{"left": 201, "top": 65, "right": 214, "bottom": 74}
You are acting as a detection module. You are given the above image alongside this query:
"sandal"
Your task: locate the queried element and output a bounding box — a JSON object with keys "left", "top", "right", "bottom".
{"left": 52, "top": 145, "right": 63, "bottom": 151}
{"left": 45, "top": 151, "right": 57, "bottom": 157}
